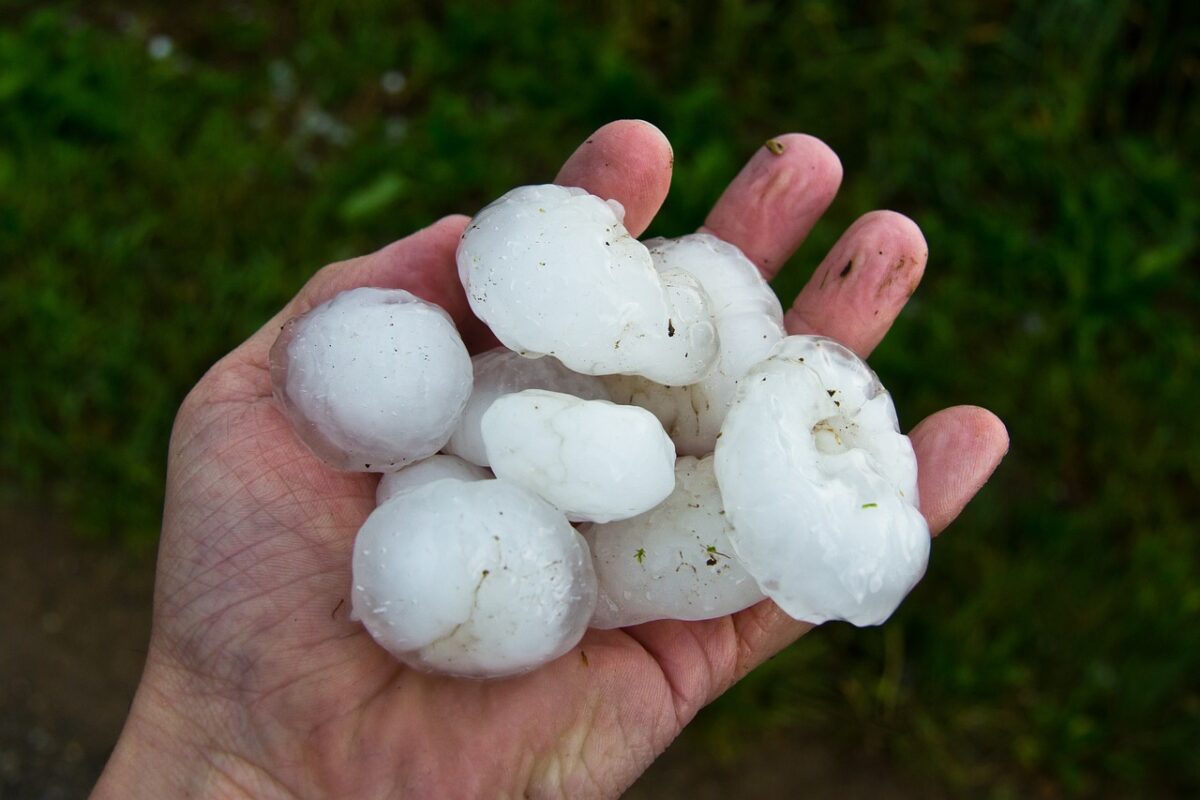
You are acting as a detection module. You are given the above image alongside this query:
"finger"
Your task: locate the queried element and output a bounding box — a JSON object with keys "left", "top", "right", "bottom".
{"left": 909, "top": 405, "right": 1009, "bottom": 536}
{"left": 724, "top": 404, "right": 1008, "bottom": 678}
{"left": 292, "top": 215, "right": 472, "bottom": 322}
{"left": 554, "top": 119, "right": 674, "bottom": 237}
{"left": 239, "top": 214, "right": 481, "bottom": 366}
{"left": 785, "top": 210, "right": 927, "bottom": 357}
{"left": 700, "top": 134, "right": 842, "bottom": 279}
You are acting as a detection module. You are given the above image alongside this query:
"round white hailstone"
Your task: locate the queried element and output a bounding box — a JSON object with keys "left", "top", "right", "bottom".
{"left": 714, "top": 335, "right": 929, "bottom": 627}
{"left": 606, "top": 234, "right": 786, "bottom": 456}
{"left": 270, "top": 287, "right": 473, "bottom": 472}
{"left": 376, "top": 454, "right": 491, "bottom": 505}
{"left": 457, "top": 184, "right": 719, "bottom": 384}
{"left": 352, "top": 478, "right": 596, "bottom": 678}
{"left": 481, "top": 389, "right": 676, "bottom": 523}
{"left": 444, "top": 347, "right": 610, "bottom": 467}
{"left": 586, "top": 455, "right": 765, "bottom": 628}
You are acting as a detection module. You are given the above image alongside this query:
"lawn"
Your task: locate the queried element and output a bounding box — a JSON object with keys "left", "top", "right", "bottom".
{"left": 1, "top": 1, "right": 1197, "bottom": 795}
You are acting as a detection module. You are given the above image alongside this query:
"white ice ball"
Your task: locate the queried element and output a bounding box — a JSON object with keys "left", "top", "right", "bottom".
{"left": 481, "top": 389, "right": 676, "bottom": 523}
{"left": 457, "top": 184, "right": 719, "bottom": 385}
{"left": 444, "top": 347, "right": 610, "bottom": 467}
{"left": 352, "top": 478, "right": 596, "bottom": 678}
{"left": 606, "top": 233, "right": 785, "bottom": 456}
{"left": 586, "top": 455, "right": 765, "bottom": 628}
{"left": 714, "top": 335, "right": 929, "bottom": 626}
{"left": 270, "top": 287, "right": 472, "bottom": 472}
{"left": 376, "top": 454, "right": 491, "bottom": 505}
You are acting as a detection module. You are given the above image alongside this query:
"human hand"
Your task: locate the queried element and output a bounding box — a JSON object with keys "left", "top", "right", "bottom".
{"left": 94, "top": 120, "right": 1008, "bottom": 799}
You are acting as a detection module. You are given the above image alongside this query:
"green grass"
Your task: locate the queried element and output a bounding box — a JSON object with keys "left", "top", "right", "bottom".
{"left": 2, "top": 1, "right": 1197, "bottom": 795}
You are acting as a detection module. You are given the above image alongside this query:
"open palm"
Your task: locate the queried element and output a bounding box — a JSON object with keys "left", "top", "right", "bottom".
{"left": 96, "top": 121, "right": 1007, "bottom": 799}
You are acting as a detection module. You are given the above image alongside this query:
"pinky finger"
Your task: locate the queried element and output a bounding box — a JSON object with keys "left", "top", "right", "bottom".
{"left": 910, "top": 405, "right": 1010, "bottom": 536}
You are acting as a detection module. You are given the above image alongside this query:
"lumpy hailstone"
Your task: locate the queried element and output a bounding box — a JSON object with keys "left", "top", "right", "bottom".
{"left": 606, "top": 234, "right": 786, "bottom": 456}
{"left": 376, "top": 454, "right": 491, "bottom": 505}
{"left": 481, "top": 389, "right": 676, "bottom": 523}
{"left": 444, "top": 347, "right": 610, "bottom": 467}
{"left": 352, "top": 478, "right": 596, "bottom": 678}
{"left": 587, "top": 455, "right": 765, "bottom": 628}
{"left": 270, "top": 287, "right": 472, "bottom": 472}
{"left": 457, "top": 185, "right": 719, "bottom": 385}
{"left": 714, "top": 335, "right": 929, "bottom": 626}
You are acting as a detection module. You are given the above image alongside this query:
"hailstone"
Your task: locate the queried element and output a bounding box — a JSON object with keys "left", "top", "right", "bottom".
{"left": 606, "top": 233, "right": 786, "bottom": 455}
{"left": 586, "top": 455, "right": 765, "bottom": 628}
{"left": 481, "top": 389, "right": 676, "bottom": 523}
{"left": 714, "top": 335, "right": 929, "bottom": 626}
{"left": 457, "top": 184, "right": 720, "bottom": 385}
{"left": 270, "top": 287, "right": 472, "bottom": 472}
{"left": 376, "top": 454, "right": 491, "bottom": 505}
{"left": 352, "top": 478, "right": 596, "bottom": 678}
{"left": 444, "top": 347, "right": 610, "bottom": 467}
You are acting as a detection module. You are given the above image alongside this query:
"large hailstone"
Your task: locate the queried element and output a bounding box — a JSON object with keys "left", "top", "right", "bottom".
{"left": 270, "top": 287, "right": 473, "bottom": 472}
{"left": 481, "top": 389, "right": 676, "bottom": 523}
{"left": 586, "top": 455, "right": 765, "bottom": 628}
{"left": 376, "top": 454, "right": 491, "bottom": 505}
{"left": 457, "top": 185, "right": 719, "bottom": 385}
{"left": 714, "top": 335, "right": 929, "bottom": 626}
{"left": 444, "top": 347, "right": 610, "bottom": 467}
{"left": 606, "top": 234, "right": 786, "bottom": 456}
{"left": 352, "top": 478, "right": 596, "bottom": 678}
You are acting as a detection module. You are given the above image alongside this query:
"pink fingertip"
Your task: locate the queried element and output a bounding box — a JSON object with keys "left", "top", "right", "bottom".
{"left": 554, "top": 120, "right": 674, "bottom": 237}
{"left": 910, "top": 406, "right": 1010, "bottom": 536}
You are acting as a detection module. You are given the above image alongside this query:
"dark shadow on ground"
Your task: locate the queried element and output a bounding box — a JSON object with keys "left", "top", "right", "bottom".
{"left": 1, "top": 514, "right": 154, "bottom": 799}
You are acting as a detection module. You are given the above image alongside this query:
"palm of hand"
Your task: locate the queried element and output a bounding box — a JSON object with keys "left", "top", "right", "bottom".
{"left": 127, "top": 122, "right": 1007, "bottom": 800}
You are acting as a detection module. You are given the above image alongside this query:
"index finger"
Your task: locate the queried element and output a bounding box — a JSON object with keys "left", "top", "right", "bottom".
{"left": 554, "top": 119, "right": 674, "bottom": 236}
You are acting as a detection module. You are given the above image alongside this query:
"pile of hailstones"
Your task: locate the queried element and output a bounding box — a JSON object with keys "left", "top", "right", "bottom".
{"left": 270, "top": 184, "right": 930, "bottom": 679}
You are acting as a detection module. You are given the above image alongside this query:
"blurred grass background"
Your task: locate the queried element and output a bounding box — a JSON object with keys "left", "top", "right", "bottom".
{"left": 1, "top": 0, "right": 1197, "bottom": 796}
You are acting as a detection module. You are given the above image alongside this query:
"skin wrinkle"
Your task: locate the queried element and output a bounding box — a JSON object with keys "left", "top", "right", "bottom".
{"left": 619, "top": 627, "right": 689, "bottom": 731}
{"left": 169, "top": 406, "right": 309, "bottom": 533}
{"left": 604, "top": 694, "right": 661, "bottom": 797}
{"left": 186, "top": 449, "right": 305, "bottom": 541}
{"left": 175, "top": 509, "right": 330, "bottom": 610}
{"left": 170, "top": 514, "right": 337, "bottom": 617}
{"left": 677, "top": 621, "right": 735, "bottom": 719}
{"left": 326, "top": 667, "right": 409, "bottom": 793}
{"left": 166, "top": 518, "right": 281, "bottom": 608}
{"left": 547, "top": 650, "right": 669, "bottom": 799}
{"left": 204, "top": 749, "right": 300, "bottom": 800}
{"left": 170, "top": 403, "right": 237, "bottom": 481}
{"left": 248, "top": 645, "right": 371, "bottom": 721}
{"left": 167, "top": 475, "right": 353, "bottom": 606}
{"left": 576, "top": 686, "right": 648, "bottom": 798}
{"left": 198, "top": 354, "right": 278, "bottom": 405}
{"left": 573, "top": 699, "right": 627, "bottom": 798}
{"left": 530, "top": 698, "right": 599, "bottom": 798}
{"left": 246, "top": 652, "right": 372, "bottom": 743}
{"left": 173, "top": 566, "right": 333, "bottom": 676}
